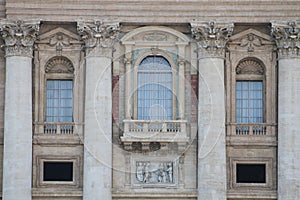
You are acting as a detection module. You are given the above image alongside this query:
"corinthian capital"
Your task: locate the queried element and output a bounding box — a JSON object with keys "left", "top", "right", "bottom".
{"left": 0, "top": 19, "right": 40, "bottom": 57}
{"left": 77, "top": 19, "right": 120, "bottom": 49}
{"left": 191, "top": 20, "right": 234, "bottom": 58}
{"left": 271, "top": 20, "right": 300, "bottom": 58}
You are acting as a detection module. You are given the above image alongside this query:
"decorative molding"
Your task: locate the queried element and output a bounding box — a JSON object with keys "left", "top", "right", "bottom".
{"left": 236, "top": 59, "right": 264, "bottom": 75}
{"left": 0, "top": 20, "right": 40, "bottom": 57}
{"left": 191, "top": 20, "right": 234, "bottom": 58}
{"left": 77, "top": 19, "right": 120, "bottom": 49}
{"left": 239, "top": 34, "right": 262, "bottom": 52}
{"left": 49, "top": 33, "right": 71, "bottom": 53}
{"left": 45, "top": 56, "right": 74, "bottom": 73}
{"left": 143, "top": 32, "right": 168, "bottom": 41}
{"left": 271, "top": 20, "right": 300, "bottom": 58}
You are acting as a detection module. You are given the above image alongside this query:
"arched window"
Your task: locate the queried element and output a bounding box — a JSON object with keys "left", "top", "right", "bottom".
{"left": 137, "top": 55, "right": 173, "bottom": 120}
{"left": 45, "top": 56, "right": 74, "bottom": 123}
{"left": 235, "top": 58, "right": 265, "bottom": 123}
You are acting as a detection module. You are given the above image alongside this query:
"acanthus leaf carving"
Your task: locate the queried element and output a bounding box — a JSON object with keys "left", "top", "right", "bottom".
{"left": 0, "top": 20, "right": 40, "bottom": 57}
{"left": 191, "top": 20, "right": 234, "bottom": 58}
{"left": 271, "top": 20, "right": 300, "bottom": 58}
{"left": 77, "top": 19, "right": 120, "bottom": 49}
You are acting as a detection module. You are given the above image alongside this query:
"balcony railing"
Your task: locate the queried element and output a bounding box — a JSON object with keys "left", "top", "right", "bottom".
{"left": 121, "top": 120, "right": 189, "bottom": 143}
{"left": 227, "top": 123, "right": 276, "bottom": 136}
{"left": 34, "top": 122, "right": 81, "bottom": 135}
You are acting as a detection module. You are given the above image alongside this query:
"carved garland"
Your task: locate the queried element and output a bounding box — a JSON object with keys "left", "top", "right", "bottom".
{"left": 45, "top": 56, "right": 74, "bottom": 73}
{"left": 236, "top": 59, "right": 264, "bottom": 75}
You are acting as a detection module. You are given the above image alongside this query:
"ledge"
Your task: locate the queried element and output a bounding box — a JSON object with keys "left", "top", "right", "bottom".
{"left": 226, "top": 135, "right": 277, "bottom": 146}
{"left": 33, "top": 135, "right": 83, "bottom": 145}
{"left": 32, "top": 188, "right": 82, "bottom": 197}
{"left": 227, "top": 189, "right": 277, "bottom": 199}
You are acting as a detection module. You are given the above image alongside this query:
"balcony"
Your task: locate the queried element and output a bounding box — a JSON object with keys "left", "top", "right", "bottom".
{"left": 226, "top": 123, "right": 277, "bottom": 146}
{"left": 121, "top": 120, "right": 189, "bottom": 150}
{"left": 33, "top": 122, "right": 83, "bottom": 144}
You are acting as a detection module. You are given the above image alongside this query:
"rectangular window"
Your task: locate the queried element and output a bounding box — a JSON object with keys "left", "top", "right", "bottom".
{"left": 43, "top": 162, "right": 73, "bottom": 182}
{"left": 46, "top": 80, "right": 73, "bottom": 122}
{"left": 236, "top": 163, "right": 266, "bottom": 183}
{"left": 236, "top": 81, "right": 263, "bottom": 123}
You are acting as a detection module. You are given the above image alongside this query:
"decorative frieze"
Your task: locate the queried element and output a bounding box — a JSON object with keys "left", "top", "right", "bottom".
{"left": 191, "top": 20, "right": 234, "bottom": 58}
{"left": 0, "top": 20, "right": 40, "bottom": 57}
{"left": 135, "top": 161, "right": 174, "bottom": 184}
{"left": 271, "top": 20, "right": 300, "bottom": 58}
{"left": 77, "top": 19, "right": 120, "bottom": 48}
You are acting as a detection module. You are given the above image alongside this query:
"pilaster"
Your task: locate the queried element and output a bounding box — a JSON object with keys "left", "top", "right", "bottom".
{"left": 0, "top": 19, "right": 40, "bottom": 200}
{"left": 272, "top": 20, "right": 300, "bottom": 200}
{"left": 77, "top": 19, "right": 120, "bottom": 200}
{"left": 191, "top": 20, "right": 233, "bottom": 200}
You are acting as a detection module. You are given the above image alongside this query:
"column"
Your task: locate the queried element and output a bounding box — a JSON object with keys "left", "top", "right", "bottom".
{"left": 191, "top": 21, "right": 233, "bottom": 200}
{"left": 0, "top": 20, "right": 40, "bottom": 200}
{"left": 77, "top": 19, "right": 119, "bottom": 200}
{"left": 272, "top": 21, "right": 300, "bottom": 200}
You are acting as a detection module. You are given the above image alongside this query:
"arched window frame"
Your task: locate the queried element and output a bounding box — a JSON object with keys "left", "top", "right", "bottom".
{"left": 132, "top": 52, "right": 177, "bottom": 120}
{"left": 234, "top": 57, "right": 266, "bottom": 124}
{"left": 44, "top": 56, "right": 75, "bottom": 123}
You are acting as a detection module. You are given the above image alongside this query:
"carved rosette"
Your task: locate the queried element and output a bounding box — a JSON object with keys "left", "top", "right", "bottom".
{"left": 0, "top": 20, "right": 40, "bottom": 57}
{"left": 271, "top": 20, "right": 300, "bottom": 58}
{"left": 77, "top": 19, "right": 120, "bottom": 57}
{"left": 191, "top": 21, "right": 234, "bottom": 58}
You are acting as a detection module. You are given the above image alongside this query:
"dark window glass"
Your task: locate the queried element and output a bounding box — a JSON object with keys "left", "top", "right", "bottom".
{"left": 236, "top": 163, "right": 266, "bottom": 183}
{"left": 43, "top": 162, "right": 73, "bottom": 182}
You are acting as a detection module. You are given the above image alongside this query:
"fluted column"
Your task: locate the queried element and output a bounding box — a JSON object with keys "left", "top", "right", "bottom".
{"left": 191, "top": 21, "right": 233, "bottom": 200}
{"left": 77, "top": 19, "right": 119, "bottom": 200}
{"left": 272, "top": 20, "right": 300, "bottom": 200}
{"left": 0, "top": 20, "right": 39, "bottom": 200}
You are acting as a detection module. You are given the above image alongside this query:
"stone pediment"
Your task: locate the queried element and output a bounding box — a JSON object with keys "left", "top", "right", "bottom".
{"left": 37, "top": 27, "right": 82, "bottom": 46}
{"left": 121, "top": 26, "right": 189, "bottom": 45}
{"left": 230, "top": 29, "right": 273, "bottom": 52}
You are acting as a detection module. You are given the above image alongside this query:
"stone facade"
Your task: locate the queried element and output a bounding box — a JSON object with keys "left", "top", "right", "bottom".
{"left": 0, "top": 1, "right": 299, "bottom": 200}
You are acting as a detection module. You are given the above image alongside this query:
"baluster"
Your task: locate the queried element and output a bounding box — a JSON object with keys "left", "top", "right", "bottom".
{"left": 124, "top": 122, "right": 129, "bottom": 132}
{"left": 162, "top": 122, "right": 167, "bottom": 132}
{"left": 143, "top": 123, "right": 148, "bottom": 132}
{"left": 57, "top": 124, "right": 61, "bottom": 134}
{"left": 181, "top": 122, "right": 186, "bottom": 133}
{"left": 249, "top": 125, "right": 253, "bottom": 135}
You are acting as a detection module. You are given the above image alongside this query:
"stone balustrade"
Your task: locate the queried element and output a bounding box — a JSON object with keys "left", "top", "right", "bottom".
{"left": 34, "top": 122, "right": 83, "bottom": 135}
{"left": 228, "top": 123, "right": 276, "bottom": 136}
{"left": 121, "top": 120, "right": 189, "bottom": 144}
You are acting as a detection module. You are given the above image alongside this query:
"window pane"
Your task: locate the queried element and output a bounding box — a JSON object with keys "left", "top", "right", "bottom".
{"left": 46, "top": 80, "right": 73, "bottom": 122}
{"left": 137, "top": 56, "right": 172, "bottom": 120}
{"left": 43, "top": 162, "right": 73, "bottom": 182}
{"left": 236, "top": 81, "right": 263, "bottom": 123}
{"left": 236, "top": 164, "right": 266, "bottom": 183}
